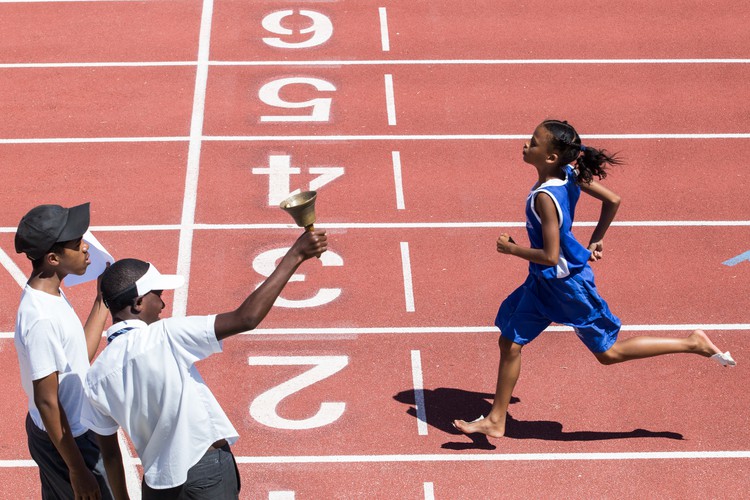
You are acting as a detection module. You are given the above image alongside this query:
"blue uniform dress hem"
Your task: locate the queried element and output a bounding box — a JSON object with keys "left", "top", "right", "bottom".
{"left": 495, "top": 265, "right": 621, "bottom": 353}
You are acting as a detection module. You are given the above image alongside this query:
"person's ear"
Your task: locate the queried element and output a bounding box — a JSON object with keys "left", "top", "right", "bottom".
{"left": 546, "top": 152, "right": 559, "bottom": 164}
{"left": 45, "top": 251, "right": 61, "bottom": 267}
{"left": 132, "top": 296, "right": 145, "bottom": 313}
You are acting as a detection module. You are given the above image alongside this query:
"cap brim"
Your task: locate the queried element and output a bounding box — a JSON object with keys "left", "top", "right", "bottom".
{"left": 57, "top": 202, "right": 90, "bottom": 242}
{"left": 135, "top": 263, "right": 185, "bottom": 296}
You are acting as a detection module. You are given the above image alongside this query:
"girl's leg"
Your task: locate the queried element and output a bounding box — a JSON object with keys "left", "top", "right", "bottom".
{"left": 596, "top": 329, "right": 724, "bottom": 365}
{"left": 453, "top": 337, "right": 523, "bottom": 438}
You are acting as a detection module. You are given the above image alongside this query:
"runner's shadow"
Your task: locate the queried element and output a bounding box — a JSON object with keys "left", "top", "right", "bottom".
{"left": 393, "top": 387, "right": 683, "bottom": 451}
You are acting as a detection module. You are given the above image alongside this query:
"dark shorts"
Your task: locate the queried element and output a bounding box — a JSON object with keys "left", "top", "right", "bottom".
{"left": 141, "top": 443, "right": 240, "bottom": 500}
{"left": 496, "top": 266, "right": 621, "bottom": 353}
{"left": 25, "top": 413, "right": 113, "bottom": 500}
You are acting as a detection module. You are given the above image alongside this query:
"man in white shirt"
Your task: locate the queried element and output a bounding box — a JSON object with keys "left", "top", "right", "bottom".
{"left": 82, "top": 229, "right": 327, "bottom": 499}
{"left": 14, "top": 203, "right": 128, "bottom": 499}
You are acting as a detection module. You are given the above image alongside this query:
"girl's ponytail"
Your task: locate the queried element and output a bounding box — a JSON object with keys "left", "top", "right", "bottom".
{"left": 542, "top": 119, "right": 623, "bottom": 184}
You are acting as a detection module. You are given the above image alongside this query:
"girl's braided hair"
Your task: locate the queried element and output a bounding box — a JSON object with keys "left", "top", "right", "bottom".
{"left": 542, "top": 119, "right": 623, "bottom": 184}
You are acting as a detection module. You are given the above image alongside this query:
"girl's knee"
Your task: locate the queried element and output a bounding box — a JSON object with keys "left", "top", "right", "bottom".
{"left": 499, "top": 336, "right": 523, "bottom": 356}
{"left": 595, "top": 347, "right": 620, "bottom": 365}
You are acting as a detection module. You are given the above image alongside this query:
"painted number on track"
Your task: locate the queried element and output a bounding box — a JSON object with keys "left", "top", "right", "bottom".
{"left": 252, "top": 154, "right": 344, "bottom": 206}
{"left": 252, "top": 248, "right": 343, "bottom": 308}
{"left": 262, "top": 10, "right": 333, "bottom": 49}
{"left": 259, "top": 77, "right": 336, "bottom": 122}
{"left": 248, "top": 355, "right": 348, "bottom": 430}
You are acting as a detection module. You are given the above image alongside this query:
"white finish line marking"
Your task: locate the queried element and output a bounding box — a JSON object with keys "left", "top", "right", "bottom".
{"left": 424, "top": 482, "right": 435, "bottom": 500}
{"left": 400, "top": 242, "right": 415, "bottom": 312}
{"left": 384, "top": 74, "right": 397, "bottom": 125}
{"left": 411, "top": 350, "right": 428, "bottom": 436}
{"left": 378, "top": 7, "right": 390, "bottom": 52}
{"left": 392, "top": 150, "right": 405, "bottom": 209}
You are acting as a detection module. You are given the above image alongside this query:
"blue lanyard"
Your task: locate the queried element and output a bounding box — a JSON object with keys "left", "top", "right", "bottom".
{"left": 107, "top": 326, "right": 135, "bottom": 344}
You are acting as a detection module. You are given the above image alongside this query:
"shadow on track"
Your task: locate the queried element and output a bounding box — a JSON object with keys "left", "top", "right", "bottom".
{"left": 393, "top": 387, "right": 683, "bottom": 451}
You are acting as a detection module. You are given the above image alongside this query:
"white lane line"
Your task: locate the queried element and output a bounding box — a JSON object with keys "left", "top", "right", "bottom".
{"left": 378, "top": 7, "right": 390, "bottom": 52}
{"left": 173, "top": 0, "right": 214, "bottom": 317}
{"left": 4, "top": 450, "right": 747, "bottom": 468}
{"left": 1, "top": 220, "right": 750, "bottom": 235}
{"left": 384, "top": 74, "right": 397, "bottom": 125}
{"left": 0, "top": 247, "right": 28, "bottom": 288}
{"left": 211, "top": 58, "right": 750, "bottom": 66}
{"left": 4, "top": 59, "right": 749, "bottom": 69}
{"left": 424, "top": 482, "right": 435, "bottom": 500}
{"left": 1, "top": 133, "right": 749, "bottom": 144}
{"left": 411, "top": 350, "right": 428, "bottom": 436}
{"left": 2, "top": 323, "right": 749, "bottom": 339}
{"left": 230, "top": 450, "right": 750, "bottom": 463}
{"left": 400, "top": 242, "right": 415, "bottom": 312}
{"left": 392, "top": 151, "right": 405, "bottom": 209}
{"left": 269, "top": 492, "right": 295, "bottom": 500}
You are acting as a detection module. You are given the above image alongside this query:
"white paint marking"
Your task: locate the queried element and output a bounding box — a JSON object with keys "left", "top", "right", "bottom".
{"left": 2, "top": 323, "right": 748, "bottom": 339}
{"left": 0, "top": 248, "right": 28, "bottom": 288}
{"left": 411, "top": 350, "right": 428, "bottom": 436}
{"left": 384, "top": 74, "right": 397, "bottom": 125}
{"left": 378, "top": 7, "right": 390, "bottom": 52}
{"left": 2, "top": 59, "right": 750, "bottom": 69}
{"left": 400, "top": 242, "right": 415, "bottom": 312}
{"left": 230, "top": 450, "right": 750, "bottom": 463}
{"left": 424, "top": 482, "right": 435, "bottom": 500}
{"left": 392, "top": 151, "right": 405, "bottom": 209}
{"left": 118, "top": 430, "right": 141, "bottom": 498}
{"left": 1, "top": 220, "right": 750, "bottom": 236}
{"left": 269, "top": 492, "right": 295, "bottom": 500}
{"left": 4, "top": 449, "right": 750, "bottom": 469}
{"left": 1, "top": 134, "right": 750, "bottom": 145}
{"left": 173, "top": 0, "right": 214, "bottom": 317}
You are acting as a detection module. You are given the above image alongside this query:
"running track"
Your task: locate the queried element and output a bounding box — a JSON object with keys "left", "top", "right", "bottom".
{"left": 0, "top": 1, "right": 749, "bottom": 498}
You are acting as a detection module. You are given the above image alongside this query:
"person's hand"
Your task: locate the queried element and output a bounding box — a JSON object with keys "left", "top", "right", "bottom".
{"left": 293, "top": 229, "right": 328, "bottom": 260}
{"left": 70, "top": 467, "right": 102, "bottom": 500}
{"left": 588, "top": 240, "right": 604, "bottom": 261}
{"left": 95, "top": 262, "right": 111, "bottom": 302}
{"left": 496, "top": 233, "right": 515, "bottom": 254}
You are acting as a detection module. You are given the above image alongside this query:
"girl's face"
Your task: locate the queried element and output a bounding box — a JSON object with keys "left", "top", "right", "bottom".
{"left": 522, "top": 125, "right": 556, "bottom": 167}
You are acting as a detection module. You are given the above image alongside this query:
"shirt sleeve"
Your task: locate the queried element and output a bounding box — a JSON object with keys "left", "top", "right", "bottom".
{"left": 80, "top": 392, "right": 120, "bottom": 436}
{"left": 24, "top": 318, "right": 69, "bottom": 381}
{"left": 162, "top": 315, "right": 221, "bottom": 366}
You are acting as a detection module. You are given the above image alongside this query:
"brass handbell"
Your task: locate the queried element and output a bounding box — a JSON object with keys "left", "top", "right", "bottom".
{"left": 279, "top": 191, "right": 317, "bottom": 231}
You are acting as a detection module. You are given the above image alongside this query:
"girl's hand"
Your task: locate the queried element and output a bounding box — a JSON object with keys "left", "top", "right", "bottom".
{"left": 497, "top": 233, "right": 515, "bottom": 254}
{"left": 588, "top": 241, "right": 604, "bottom": 261}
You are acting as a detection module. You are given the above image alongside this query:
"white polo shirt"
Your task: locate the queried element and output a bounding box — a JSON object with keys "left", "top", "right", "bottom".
{"left": 15, "top": 285, "right": 90, "bottom": 436}
{"left": 81, "top": 315, "right": 239, "bottom": 489}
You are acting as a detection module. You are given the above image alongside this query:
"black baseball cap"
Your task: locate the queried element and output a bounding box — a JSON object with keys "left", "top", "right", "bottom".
{"left": 15, "top": 203, "right": 91, "bottom": 260}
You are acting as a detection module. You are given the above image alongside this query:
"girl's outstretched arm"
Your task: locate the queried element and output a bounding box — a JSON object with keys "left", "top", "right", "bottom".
{"left": 580, "top": 180, "right": 621, "bottom": 261}
{"left": 498, "top": 192, "right": 560, "bottom": 266}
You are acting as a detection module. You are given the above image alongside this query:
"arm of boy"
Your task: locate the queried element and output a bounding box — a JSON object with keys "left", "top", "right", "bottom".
{"left": 213, "top": 230, "right": 327, "bottom": 341}
{"left": 33, "top": 373, "right": 102, "bottom": 500}
{"left": 498, "top": 192, "right": 560, "bottom": 267}
{"left": 82, "top": 264, "right": 111, "bottom": 361}
{"left": 580, "top": 180, "right": 621, "bottom": 261}
{"left": 96, "top": 432, "right": 130, "bottom": 500}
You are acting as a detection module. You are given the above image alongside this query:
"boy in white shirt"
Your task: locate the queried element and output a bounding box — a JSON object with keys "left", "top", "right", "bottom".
{"left": 14, "top": 203, "right": 129, "bottom": 499}
{"left": 82, "top": 229, "right": 327, "bottom": 499}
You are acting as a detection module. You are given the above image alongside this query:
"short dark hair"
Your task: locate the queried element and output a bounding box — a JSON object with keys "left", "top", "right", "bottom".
{"left": 30, "top": 240, "right": 73, "bottom": 270}
{"left": 101, "top": 259, "right": 150, "bottom": 312}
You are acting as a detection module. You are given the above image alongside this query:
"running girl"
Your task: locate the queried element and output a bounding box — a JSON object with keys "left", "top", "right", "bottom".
{"left": 453, "top": 119, "right": 735, "bottom": 439}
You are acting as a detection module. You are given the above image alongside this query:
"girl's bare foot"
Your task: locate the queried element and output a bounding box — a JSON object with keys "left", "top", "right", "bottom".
{"left": 690, "top": 330, "right": 722, "bottom": 357}
{"left": 691, "top": 330, "right": 736, "bottom": 366}
{"left": 452, "top": 415, "right": 506, "bottom": 439}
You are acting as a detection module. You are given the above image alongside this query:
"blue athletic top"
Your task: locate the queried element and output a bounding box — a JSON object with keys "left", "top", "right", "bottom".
{"left": 525, "top": 164, "right": 592, "bottom": 279}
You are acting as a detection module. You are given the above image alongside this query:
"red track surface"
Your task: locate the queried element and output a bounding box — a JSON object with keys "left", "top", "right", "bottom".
{"left": 1, "top": 1, "right": 748, "bottom": 499}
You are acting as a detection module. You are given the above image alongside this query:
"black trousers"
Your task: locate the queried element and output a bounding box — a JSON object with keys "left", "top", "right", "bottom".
{"left": 26, "top": 413, "right": 113, "bottom": 500}
{"left": 141, "top": 443, "right": 240, "bottom": 500}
